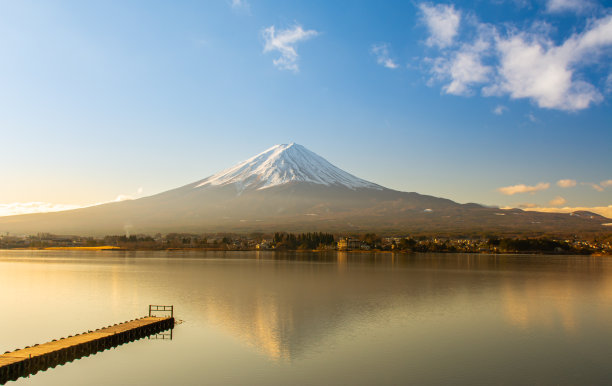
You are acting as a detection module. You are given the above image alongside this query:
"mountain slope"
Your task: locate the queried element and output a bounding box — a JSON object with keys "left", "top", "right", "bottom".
{"left": 195, "top": 143, "right": 382, "bottom": 192}
{"left": 0, "top": 144, "right": 609, "bottom": 236}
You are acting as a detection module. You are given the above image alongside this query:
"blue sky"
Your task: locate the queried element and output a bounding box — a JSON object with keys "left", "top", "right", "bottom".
{"left": 1, "top": 0, "right": 611, "bottom": 217}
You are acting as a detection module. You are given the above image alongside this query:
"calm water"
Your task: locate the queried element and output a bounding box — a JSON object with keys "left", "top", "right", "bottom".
{"left": 1, "top": 250, "right": 612, "bottom": 385}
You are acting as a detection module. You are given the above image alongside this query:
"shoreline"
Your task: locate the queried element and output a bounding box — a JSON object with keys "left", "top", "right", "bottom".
{"left": 1, "top": 246, "right": 609, "bottom": 256}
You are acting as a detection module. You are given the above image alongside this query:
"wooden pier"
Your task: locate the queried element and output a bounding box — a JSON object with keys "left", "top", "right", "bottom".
{"left": 0, "top": 306, "right": 174, "bottom": 384}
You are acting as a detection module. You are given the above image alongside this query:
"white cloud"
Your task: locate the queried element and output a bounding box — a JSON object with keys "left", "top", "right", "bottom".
{"left": 493, "top": 105, "right": 508, "bottom": 115}
{"left": 601, "top": 179, "right": 612, "bottom": 187}
{"left": 522, "top": 205, "right": 612, "bottom": 219}
{"left": 371, "top": 43, "right": 398, "bottom": 69}
{"left": 431, "top": 37, "right": 493, "bottom": 95}
{"left": 546, "top": 0, "right": 596, "bottom": 13}
{"left": 420, "top": 8, "right": 612, "bottom": 111}
{"left": 497, "top": 182, "right": 550, "bottom": 195}
{"left": 0, "top": 202, "right": 82, "bottom": 217}
{"left": 419, "top": 3, "right": 461, "bottom": 48}
{"left": 549, "top": 196, "right": 567, "bottom": 206}
{"left": 262, "top": 25, "right": 318, "bottom": 72}
{"left": 487, "top": 17, "right": 612, "bottom": 111}
{"left": 557, "top": 179, "right": 577, "bottom": 188}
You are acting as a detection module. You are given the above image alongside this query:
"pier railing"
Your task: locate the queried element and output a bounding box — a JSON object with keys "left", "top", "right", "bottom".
{"left": 149, "top": 305, "right": 174, "bottom": 318}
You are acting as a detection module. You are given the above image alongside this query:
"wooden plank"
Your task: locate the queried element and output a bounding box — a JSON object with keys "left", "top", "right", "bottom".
{"left": 1, "top": 316, "right": 171, "bottom": 364}
{"left": 0, "top": 357, "right": 23, "bottom": 366}
{"left": 1, "top": 311, "right": 174, "bottom": 384}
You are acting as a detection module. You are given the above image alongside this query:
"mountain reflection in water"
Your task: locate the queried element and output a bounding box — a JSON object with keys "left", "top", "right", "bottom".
{"left": 197, "top": 252, "right": 411, "bottom": 360}
{"left": 2, "top": 251, "right": 612, "bottom": 385}
{"left": 191, "top": 253, "right": 612, "bottom": 361}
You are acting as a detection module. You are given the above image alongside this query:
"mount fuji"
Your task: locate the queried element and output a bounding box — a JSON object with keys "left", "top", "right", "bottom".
{"left": 195, "top": 143, "right": 382, "bottom": 192}
{"left": 0, "top": 143, "right": 608, "bottom": 235}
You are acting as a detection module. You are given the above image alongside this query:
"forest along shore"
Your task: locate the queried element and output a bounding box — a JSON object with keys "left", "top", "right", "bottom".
{"left": 1, "top": 232, "right": 610, "bottom": 255}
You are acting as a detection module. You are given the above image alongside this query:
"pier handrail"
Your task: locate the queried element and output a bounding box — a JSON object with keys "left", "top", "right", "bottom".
{"left": 149, "top": 305, "right": 173, "bottom": 318}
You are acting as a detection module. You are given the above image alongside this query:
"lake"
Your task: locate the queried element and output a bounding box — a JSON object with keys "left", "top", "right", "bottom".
{"left": 1, "top": 250, "right": 612, "bottom": 385}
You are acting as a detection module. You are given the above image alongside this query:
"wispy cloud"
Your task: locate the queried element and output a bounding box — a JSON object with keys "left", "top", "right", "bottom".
{"left": 371, "top": 43, "right": 398, "bottom": 69}
{"left": 111, "top": 187, "right": 144, "bottom": 202}
{"left": 497, "top": 182, "right": 550, "bottom": 195}
{"left": 557, "top": 179, "right": 577, "bottom": 188}
{"left": 418, "top": 3, "right": 461, "bottom": 48}
{"left": 546, "top": 0, "right": 596, "bottom": 13}
{"left": 230, "top": 0, "right": 249, "bottom": 11}
{"left": 517, "top": 203, "right": 539, "bottom": 209}
{"left": 578, "top": 180, "right": 612, "bottom": 191}
{"left": 509, "top": 0, "right": 533, "bottom": 9}
{"left": 0, "top": 202, "right": 82, "bottom": 217}
{"left": 500, "top": 179, "right": 610, "bottom": 195}
{"left": 549, "top": 196, "right": 567, "bottom": 206}
{"left": 582, "top": 182, "right": 605, "bottom": 192}
{"left": 418, "top": 6, "right": 612, "bottom": 111}
{"left": 0, "top": 187, "right": 145, "bottom": 217}
{"left": 262, "top": 25, "right": 318, "bottom": 72}
{"left": 493, "top": 105, "right": 508, "bottom": 115}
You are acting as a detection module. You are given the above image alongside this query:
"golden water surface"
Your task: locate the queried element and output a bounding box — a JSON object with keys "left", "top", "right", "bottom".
{"left": 1, "top": 250, "right": 611, "bottom": 385}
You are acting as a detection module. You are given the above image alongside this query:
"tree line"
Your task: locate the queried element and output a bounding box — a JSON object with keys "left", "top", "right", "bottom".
{"left": 273, "top": 232, "right": 335, "bottom": 250}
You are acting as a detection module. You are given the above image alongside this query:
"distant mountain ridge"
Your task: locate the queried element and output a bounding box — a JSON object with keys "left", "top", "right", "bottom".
{"left": 0, "top": 143, "right": 609, "bottom": 236}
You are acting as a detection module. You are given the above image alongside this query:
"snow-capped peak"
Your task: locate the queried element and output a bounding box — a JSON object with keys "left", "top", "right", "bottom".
{"left": 195, "top": 143, "right": 382, "bottom": 191}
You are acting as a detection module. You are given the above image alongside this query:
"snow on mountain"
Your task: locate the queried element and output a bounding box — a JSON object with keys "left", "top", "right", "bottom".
{"left": 195, "top": 143, "right": 382, "bottom": 192}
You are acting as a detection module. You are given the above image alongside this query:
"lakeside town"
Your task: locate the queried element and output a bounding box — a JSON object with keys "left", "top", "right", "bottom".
{"left": 1, "top": 231, "right": 610, "bottom": 255}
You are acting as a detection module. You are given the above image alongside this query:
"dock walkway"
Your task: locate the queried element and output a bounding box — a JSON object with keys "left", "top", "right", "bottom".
{"left": 0, "top": 312, "right": 174, "bottom": 384}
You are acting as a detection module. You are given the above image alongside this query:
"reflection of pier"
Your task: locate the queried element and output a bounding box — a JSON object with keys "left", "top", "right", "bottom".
{"left": 0, "top": 307, "right": 174, "bottom": 384}
{"left": 148, "top": 329, "right": 173, "bottom": 340}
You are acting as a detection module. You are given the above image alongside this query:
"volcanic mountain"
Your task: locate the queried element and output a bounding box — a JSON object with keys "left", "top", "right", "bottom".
{"left": 0, "top": 143, "right": 609, "bottom": 235}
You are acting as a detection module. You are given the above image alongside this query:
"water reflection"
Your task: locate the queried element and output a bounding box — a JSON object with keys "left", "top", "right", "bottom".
{"left": 184, "top": 253, "right": 612, "bottom": 361}
{"left": 2, "top": 251, "right": 612, "bottom": 385}
{"left": 500, "top": 268, "right": 612, "bottom": 333}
